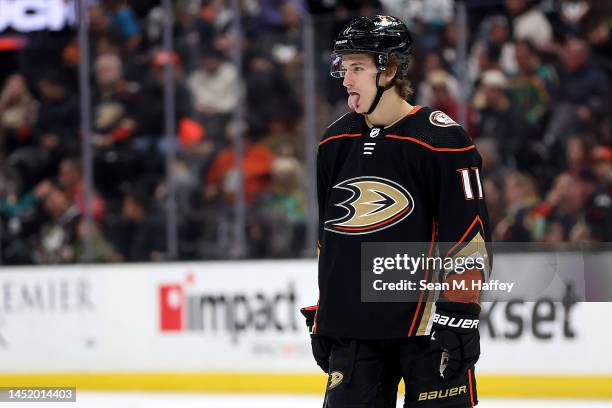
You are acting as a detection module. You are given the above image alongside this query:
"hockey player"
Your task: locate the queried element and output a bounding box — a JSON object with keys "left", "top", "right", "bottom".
{"left": 301, "top": 15, "right": 491, "bottom": 407}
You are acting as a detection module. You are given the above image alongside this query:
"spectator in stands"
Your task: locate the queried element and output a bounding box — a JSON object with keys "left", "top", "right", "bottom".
{"left": 586, "top": 20, "right": 612, "bottom": 79}
{"left": 586, "top": 146, "right": 612, "bottom": 242}
{"left": 272, "top": 1, "right": 305, "bottom": 90}
{"left": 527, "top": 171, "right": 598, "bottom": 242}
{"left": 528, "top": 38, "right": 558, "bottom": 96}
{"left": 581, "top": 177, "right": 611, "bottom": 242}
{"left": 569, "top": 172, "right": 599, "bottom": 243}
{"left": 138, "top": 51, "right": 195, "bottom": 153}
{"left": 439, "top": 20, "right": 459, "bottom": 68}
{"left": 563, "top": 37, "right": 610, "bottom": 112}
{"left": 245, "top": 55, "right": 301, "bottom": 138}
{"left": 33, "top": 184, "right": 81, "bottom": 264}
{"left": 204, "top": 128, "right": 275, "bottom": 206}
{"left": 255, "top": 0, "right": 305, "bottom": 75}
{"left": 416, "top": 54, "right": 459, "bottom": 105}
{"left": 0, "top": 74, "right": 38, "bottom": 154}
{"left": 558, "top": 0, "right": 592, "bottom": 38}
{"left": 559, "top": 171, "right": 598, "bottom": 242}
{"left": 0, "top": 165, "right": 37, "bottom": 264}
{"left": 92, "top": 53, "right": 142, "bottom": 149}
{"left": 58, "top": 158, "right": 106, "bottom": 222}
{"left": 187, "top": 49, "right": 238, "bottom": 144}
{"left": 476, "top": 138, "right": 503, "bottom": 179}
{"left": 75, "top": 218, "right": 120, "bottom": 263}
{"left": 402, "top": 0, "right": 454, "bottom": 28}
{"left": 483, "top": 176, "right": 505, "bottom": 234}
{"left": 542, "top": 218, "right": 565, "bottom": 245}
{"left": 544, "top": 38, "right": 610, "bottom": 148}
{"left": 251, "top": 156, "right": 307, "bottom": 258}
{"left": 593, "top": 146, "right": 612, "bottom": 184}
{"left": 8, "top": 71, "right": 81, "bottom": 182}
{"left": 113, "top": 189, "right": 165, "bottom": 262}
{"left": 494, "top": 172, "right": 541, "bottom": 241}
{"left": 469, "top": 15, "right": 517, "bottom": 81}
{"left": 91, "top": 53, "right": 148, "bottom": 202}
{"left": 473, "top": 70, "right": 523, "bottom": 168}
{"left": 474, "top": 43, "right": 505, "bottom": 87}
{"left": 426, "top": 70, "right": 460, "bottom": 121}
{"left": 34, "top": 71, "right": 79, "bottom": 156}
{"left": 510, "top": 40, "right": 549, "bottom": 136}
{"left": 587, "top": 146, "right": 612, "bottom": 242}
{"left": 168, "top": 2, "right": 216, "bottom": 73}
{"left": 505, "top": 0, "right": 553, "bottom": 49}
{"left": 503, "top": 39, "right": 553, "bottom": 172}
{"left": 565, "top": 136, "right": 588, "bottom": 175}
{"left": 89, "top": 5, "right": 112, "bottom": 51}
{"left": 258, "top": 0, "right": 305, "bottom": 31}
{"left": 104, "top": 0, "right": 142, "bottom": 52}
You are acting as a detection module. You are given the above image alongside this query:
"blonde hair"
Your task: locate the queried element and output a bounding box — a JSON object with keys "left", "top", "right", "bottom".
{"left": 387, "top": 54, "right": 413, "bottom": 100}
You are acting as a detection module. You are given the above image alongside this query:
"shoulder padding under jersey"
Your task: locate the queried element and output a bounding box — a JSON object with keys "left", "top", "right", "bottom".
{"left": 386, "top": 107, "right": 474, "bottom": 151}
{"left": 320, "top": 111, "right": 363, "bottom": 143}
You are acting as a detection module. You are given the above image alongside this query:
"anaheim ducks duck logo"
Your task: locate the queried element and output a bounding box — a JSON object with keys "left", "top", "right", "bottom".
{"left": 325, "top": 176, "right": 414, "bottom": 235}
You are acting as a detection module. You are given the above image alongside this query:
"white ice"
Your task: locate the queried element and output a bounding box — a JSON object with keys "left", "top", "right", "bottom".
{"left": 2, "top": 392, "right": 611, "bottom": 408}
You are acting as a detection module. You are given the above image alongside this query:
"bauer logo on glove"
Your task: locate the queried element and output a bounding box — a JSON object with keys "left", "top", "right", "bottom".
{"left": 430, "top": 302, "right": 481, "bottom": 380}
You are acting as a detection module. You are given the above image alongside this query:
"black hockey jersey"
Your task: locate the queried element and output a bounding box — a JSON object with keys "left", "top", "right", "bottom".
{"left": 315, "top": 105, "right": 491, "bottom": 339}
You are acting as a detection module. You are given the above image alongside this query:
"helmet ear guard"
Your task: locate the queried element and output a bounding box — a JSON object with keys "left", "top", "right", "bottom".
{"left": 375, "top": 53, "right": 389, "bottom": 73}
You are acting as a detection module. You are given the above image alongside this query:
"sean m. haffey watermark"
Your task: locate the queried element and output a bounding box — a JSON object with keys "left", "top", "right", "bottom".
{"left": 371, "top": 253, "right": 513, "bottom": 293}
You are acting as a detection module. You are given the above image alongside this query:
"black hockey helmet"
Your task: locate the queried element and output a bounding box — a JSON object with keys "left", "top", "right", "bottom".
{"left": 331, "top": 15, "right": 412, "bottom": 79}
{"left": 331, "top": 15, "right": 412, "bottom": 114}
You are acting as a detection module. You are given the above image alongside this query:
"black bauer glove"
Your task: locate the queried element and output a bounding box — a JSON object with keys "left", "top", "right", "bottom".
{"left": 430, "top": 302, "right": 480, "bottom": 380}
{"left": 300, "top": 305, "right": 332, "bottom": 373}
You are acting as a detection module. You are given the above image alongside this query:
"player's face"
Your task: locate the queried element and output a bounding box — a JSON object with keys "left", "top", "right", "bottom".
{"left": 339, "top": 54, "right": 379, "bottom": 113}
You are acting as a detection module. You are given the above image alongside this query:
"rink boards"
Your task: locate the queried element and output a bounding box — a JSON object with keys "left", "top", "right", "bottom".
{"left": 0, "top": 258, "right": 611, "bottom": 398}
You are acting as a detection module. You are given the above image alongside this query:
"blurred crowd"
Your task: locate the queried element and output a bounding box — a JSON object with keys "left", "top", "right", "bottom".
{"left": 0, "top": 0, "right": 610, "bottom": 264}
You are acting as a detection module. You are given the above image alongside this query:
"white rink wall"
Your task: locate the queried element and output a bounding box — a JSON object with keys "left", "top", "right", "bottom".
{"left": 0, "top": 258, "right": 611, "bottom": 398}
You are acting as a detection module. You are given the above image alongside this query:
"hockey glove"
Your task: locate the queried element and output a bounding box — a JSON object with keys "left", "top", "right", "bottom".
{"left": 430, "top": 302, "right": 480, "bottom": 380}
{"left": 300, "top": 305, "right": 332, "bottom": 373}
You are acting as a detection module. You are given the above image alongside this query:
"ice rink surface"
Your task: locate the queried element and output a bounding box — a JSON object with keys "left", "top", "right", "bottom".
{"left": 2, "top": 392, "right": 612, "bottom": 407}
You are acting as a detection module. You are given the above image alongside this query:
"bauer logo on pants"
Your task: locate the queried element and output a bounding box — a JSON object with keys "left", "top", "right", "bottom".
{"left": 324, "top": 176, "right": 414, "bottom": 235}
{"left": 418, "top": 385, "right": 467, "bottom": 401}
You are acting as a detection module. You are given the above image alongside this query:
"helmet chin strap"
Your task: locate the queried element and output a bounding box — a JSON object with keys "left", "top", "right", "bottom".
{"left": 365, "top": 72, "right": 395, "bottom": 115}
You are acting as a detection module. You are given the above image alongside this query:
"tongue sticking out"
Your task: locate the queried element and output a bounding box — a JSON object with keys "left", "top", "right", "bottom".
{"left": 348, "top": 93, "right": 360, "bottom": 111}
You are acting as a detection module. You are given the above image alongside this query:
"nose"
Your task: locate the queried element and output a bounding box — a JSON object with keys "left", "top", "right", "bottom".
{"left": 342, "top": 71, "right": 353, "bottom": 88}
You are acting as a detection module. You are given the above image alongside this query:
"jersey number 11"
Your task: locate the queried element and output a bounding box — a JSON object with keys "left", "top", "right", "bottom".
{"left": 457, "top": 167, "right": 483, "bottom": 200}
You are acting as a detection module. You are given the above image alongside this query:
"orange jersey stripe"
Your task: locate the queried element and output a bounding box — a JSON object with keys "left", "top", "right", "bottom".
{"left": 406, "top": 105, "right": 422, "bottom": 116}
{"left": 313, "top": 298, "right": 320, "bottom": 334}
{"left": 385, "top": 134, "right": 475, "bottom": 152}
{"left": 365, "top": 105, "right": 422, "bottom": 128}
{"left": 319, "top": 133, "right": 361, "bottom": 145}
{"left": 444, "top": 215, "right": 484, "bottom": 258}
